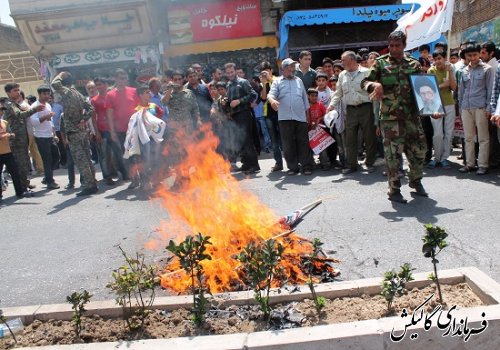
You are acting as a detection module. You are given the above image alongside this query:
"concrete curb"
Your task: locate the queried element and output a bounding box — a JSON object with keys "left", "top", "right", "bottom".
{"left": 4, "top": 267, "right": 500, "bottom": 349}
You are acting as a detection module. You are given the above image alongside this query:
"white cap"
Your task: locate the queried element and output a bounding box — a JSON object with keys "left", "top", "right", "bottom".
{"left": 281, "top": 58, "right": 298, "bottom": 68}
{"left": 324, "top": 110, "right": 338, "bottom": 129}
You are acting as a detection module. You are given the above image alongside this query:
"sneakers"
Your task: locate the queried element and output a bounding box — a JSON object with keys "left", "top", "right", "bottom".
{"left": 409, "top": 180, "right": 428, "bottom": 197}
{"left": 476, "top": 167, "right": 488, "bottom": 175}
{"left": 76, "top": 186, "right": 98, "bottom": 197}
{"left": 65, "top": 183, "right": 75, "bottom": 190}
{"left": 439, "top": 160, "right": 451, "bottom": 169}
{"left": 47, "top": 182, "right": 60, "bottom": 190}
{"left": 426, "top": 160, "right": 437, "bottom": 169}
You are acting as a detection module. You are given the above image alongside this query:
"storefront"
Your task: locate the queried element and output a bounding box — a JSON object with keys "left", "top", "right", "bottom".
{"left": 279, "top": 4, "right": 414, "bottom": 63}
{"left": 163, "top": 0, "right": 280, "bottom": 78}
{"left": 10, "top": 0, "right": 158, "bottom": 92}
{"left": 47, "top": 45, "right": 160, "bottom": 92}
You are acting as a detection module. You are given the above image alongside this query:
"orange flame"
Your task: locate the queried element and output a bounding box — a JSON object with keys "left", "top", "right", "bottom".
{"left": 147, "top": 124, "right": 328, "bottom": 293}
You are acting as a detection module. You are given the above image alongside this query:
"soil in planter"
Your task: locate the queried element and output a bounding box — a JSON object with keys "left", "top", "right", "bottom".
{"left": 0, "top": 283, "right": 483, "bottom": 349}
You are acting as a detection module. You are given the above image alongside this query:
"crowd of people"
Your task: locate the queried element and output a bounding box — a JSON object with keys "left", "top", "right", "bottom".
{"left": 1, "top": 30, "right": 500, "bottom": 204}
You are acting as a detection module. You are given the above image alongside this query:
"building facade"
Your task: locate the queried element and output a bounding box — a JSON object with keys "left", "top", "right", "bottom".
{"left": 450, "top": 0, "right": 500, "bottom": 48}
{"left": 0, "top": 23, "right": 44, "bottom": 95}
{"left": 9, "top": 0, "right": 159, "bottom": 91}
{"left": 158, "top": 0, "right": 280, "bottom": 77}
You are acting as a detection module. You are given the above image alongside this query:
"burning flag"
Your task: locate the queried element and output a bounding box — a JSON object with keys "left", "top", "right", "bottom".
{"left": 145, "top": 124, "right": 339, "bottom": 293}
{"left": 279, "top": 199, "right": 323, "bottom": 229}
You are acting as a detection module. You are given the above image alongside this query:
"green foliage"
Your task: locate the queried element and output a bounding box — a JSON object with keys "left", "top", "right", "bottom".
{"left": 0, "top": 301, "right": 17, "bottom": 343}
{"left": 166, "top": 233, "right": 212, "bottom": 326}
{"left": 236, "top": 239, "right": 285, "bottom": 320}
{"left": 422, "top": 224, "right": 448, "bottom": 303}
{"left": 302, "top": 238, "right": 327, "bottom": 314}
{"left": 381, "top": 263, "right": 415, "bottom": 314}
{"left": 106, "top": 247, "right": 160, "bottom": 332}
{"left": 66, "top": 290, "right": 92, "bottom": 337}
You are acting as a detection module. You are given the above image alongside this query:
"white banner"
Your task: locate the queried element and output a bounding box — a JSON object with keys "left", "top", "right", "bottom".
{"left": 308, "top": 127, "right": 335, "bottom": 155}
{"left": 396, "top": 0, "right": 455, "bottom": 50}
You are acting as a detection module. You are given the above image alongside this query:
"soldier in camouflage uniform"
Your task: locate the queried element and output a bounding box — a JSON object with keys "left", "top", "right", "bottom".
{"left": 51, "top": 72, "right": 97, "bottom": 196}
{"left": 3, "top": 83, "right": 45, "bottom": 194}
{"left": 162, "top": 70, "right": 201, "bottom": 164}
{"left": 163, "top": 71, "right": 201, "bottom": 133}
{"left": 361, "top": 31, "right": 428, "bottom": 203}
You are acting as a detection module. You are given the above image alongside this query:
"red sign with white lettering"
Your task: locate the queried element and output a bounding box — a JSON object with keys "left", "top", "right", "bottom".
{"left": 167, "top": 0, "right": 262, "bottom": 45}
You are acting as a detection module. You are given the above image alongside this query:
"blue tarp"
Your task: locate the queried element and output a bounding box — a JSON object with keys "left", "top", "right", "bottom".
{"left": 279, "top": 4, "right": 415, "bottom": 59}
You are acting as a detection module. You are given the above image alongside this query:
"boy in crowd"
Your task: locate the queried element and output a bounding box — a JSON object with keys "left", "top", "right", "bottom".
{"left": 30, "top": 85, "right": 59, "bottom": 189}
{"left": 458, "top": 43, "right": 494, "bottom": 175}
{"left": 427, "top": 50, "right": 457, "bottom": 169}
{"left": 418, "top": 44, "right": 431, "bottom": 73}
{"left": 127, "top": 85, "right": 164, "bottom": 190}
{"left": 315, "top": 72, "right": 332, "bottom": 107}
{"left": 307, "top": 88, "right": 331, "bottom": 170}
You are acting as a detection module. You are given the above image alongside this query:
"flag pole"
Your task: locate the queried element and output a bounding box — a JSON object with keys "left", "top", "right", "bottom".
{"left": 445, "top": 0, "right": 455, "bottom": 79}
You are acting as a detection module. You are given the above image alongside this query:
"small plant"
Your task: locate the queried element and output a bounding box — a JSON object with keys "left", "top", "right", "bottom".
{"left": 66, "top": 290, "right": 92, "bottom": 337}
{"left": 236, "top": 239, "right": 285, "bottom": 320}
{"left": 166, "top": 233, "right": 212, "bottom": 326}
{"left": 106, "top": 247, "right": 160, "bottom": 332}
{"left": 422, "top": 223, "right": 448, "bottom": 303}
{"left": 302, "top": 238, "right": 327, "bottom": 314}
{"left": 0, "top": 302, "right": 17, "bottom": 344}
{"left": 381, "top": 263, "right": 415, "bottom": 314}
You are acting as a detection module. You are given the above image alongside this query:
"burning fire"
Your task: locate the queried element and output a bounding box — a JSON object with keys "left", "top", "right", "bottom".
{"left": 146, "top": 124, "right": 338, "bottom": 293}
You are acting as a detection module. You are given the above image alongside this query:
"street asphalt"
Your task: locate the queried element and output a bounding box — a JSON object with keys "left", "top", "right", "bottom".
{"left": 1, "top": 150, "right": 499, "bottom": 308}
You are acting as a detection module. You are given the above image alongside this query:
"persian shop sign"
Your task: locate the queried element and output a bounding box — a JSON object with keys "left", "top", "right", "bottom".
{"left": 27, "top": 9, "right": 142, "bottom": 45}
{"left": 168, "top": 0, "right": 262, "bottom": 45}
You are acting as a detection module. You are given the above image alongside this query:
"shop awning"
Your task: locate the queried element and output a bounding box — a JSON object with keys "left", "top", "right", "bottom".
{"left": 279, "top": 4, "right": 415, "bottom": 59}
{"left": 165, "top": 35, "right": 278, "bottom": 58}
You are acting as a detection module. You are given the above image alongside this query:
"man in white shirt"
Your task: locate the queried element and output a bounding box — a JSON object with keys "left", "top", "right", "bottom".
{"left": 30, "top": 85, "right": 59, "bottom": 189}
{"left": 329, "top": 51, "right": 376, "bottom": 174}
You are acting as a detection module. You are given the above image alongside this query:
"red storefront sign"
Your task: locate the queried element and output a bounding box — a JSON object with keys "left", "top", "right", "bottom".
{"left": 167, "top": 0, "right": 262, "bottom": 45}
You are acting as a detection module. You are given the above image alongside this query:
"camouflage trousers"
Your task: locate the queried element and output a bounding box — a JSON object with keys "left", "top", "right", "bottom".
{"left": 381, "top": 119, "right": 427, "bottom": 191}
{"left": 67, "top": 131, "right": 96, "bottom": 190}
{"left": 9, "top": 136, "right": 31, "bottom": 190}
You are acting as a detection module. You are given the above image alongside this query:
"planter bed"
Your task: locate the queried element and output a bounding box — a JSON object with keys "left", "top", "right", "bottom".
{"left": 2, "top": 267, "right": 500, "bottom": 350}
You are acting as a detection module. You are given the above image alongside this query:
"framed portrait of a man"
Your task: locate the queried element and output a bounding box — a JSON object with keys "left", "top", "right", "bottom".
{"left": 410, "top": 74, "right": 445, "bottom": 117}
